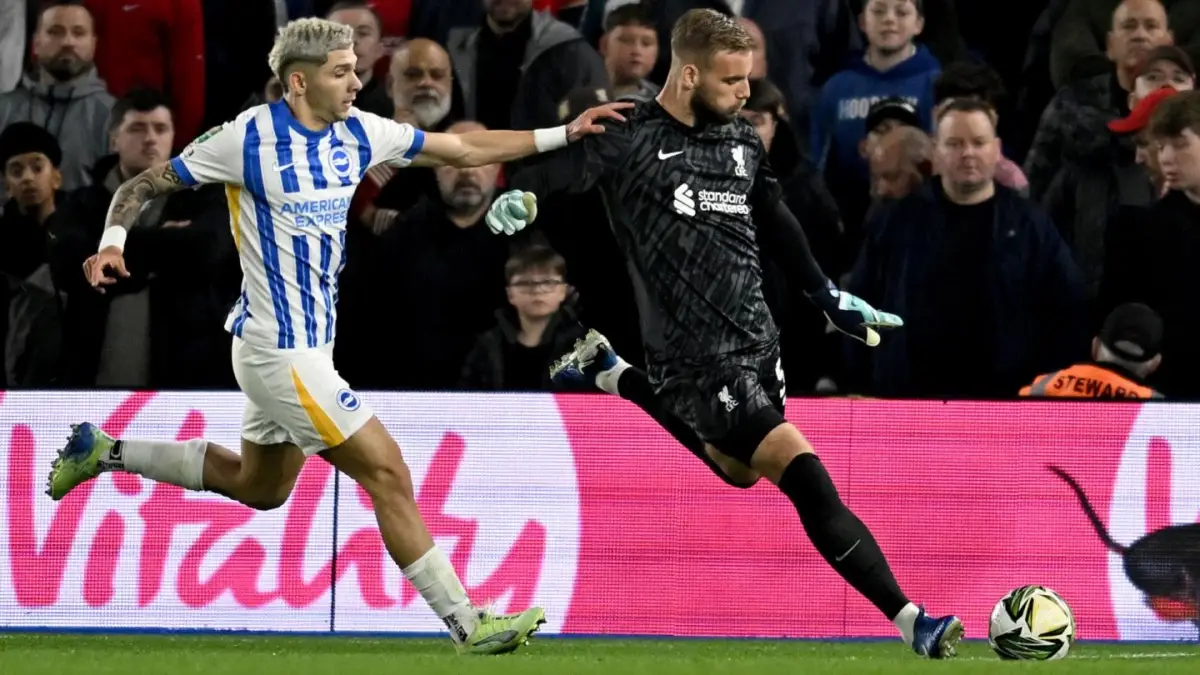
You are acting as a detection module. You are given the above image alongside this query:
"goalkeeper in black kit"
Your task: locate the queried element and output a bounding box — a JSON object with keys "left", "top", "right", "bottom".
{"left": 486, "top": 9, "right": 963, "bottom": 658}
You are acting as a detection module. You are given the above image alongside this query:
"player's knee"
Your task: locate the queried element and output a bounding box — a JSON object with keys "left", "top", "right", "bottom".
{"left": 234, "top": 468, "right": 299, "bottom": 511}
{"left": 748, "top": 424, "right": 813, "bottom": 484}
{"left": 715, "top": 455, "right": 762, "bottom": 488}
{"left": 704, "top": 444, "right": 762, "bottom": 488}
{"left": 241, "top": 482, "right": 294, "bottom": 511}
{"left": 244, "top": 495, "right": 289, "bottom": 511}
{"left": 727, "top": 475, "right": 760, "bottom": 489}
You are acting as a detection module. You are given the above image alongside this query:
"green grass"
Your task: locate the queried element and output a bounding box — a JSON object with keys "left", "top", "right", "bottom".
{"left": 1, "top": 634, "right": 1199, "bottom": 674}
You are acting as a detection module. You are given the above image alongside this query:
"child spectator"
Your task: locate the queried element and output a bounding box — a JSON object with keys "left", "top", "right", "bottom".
{"left": 812, "top": 0, "right": 940, "bottom": 187}
{"left": 0, "top": 122, "right": 66, "bottom": 387}
{"left": 459, "top": 243, "right": 587, "bottom": 391}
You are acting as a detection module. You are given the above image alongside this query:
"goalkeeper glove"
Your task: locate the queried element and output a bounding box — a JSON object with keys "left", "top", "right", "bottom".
{"left": 807, "top": 280, "right": 903, "bottom": 347}
{"left": 486, "top": 190, "right": 538, "bottom": 235}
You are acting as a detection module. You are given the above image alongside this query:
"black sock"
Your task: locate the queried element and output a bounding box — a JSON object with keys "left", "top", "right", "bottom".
{"left": 614, "top": 365, "right": 656, "bottom": 406}
{"left": 778, "top": 453, "right": 909, "bottom": 619}
{"left": 616, "top": 367, "right": 753, "bottom": 487}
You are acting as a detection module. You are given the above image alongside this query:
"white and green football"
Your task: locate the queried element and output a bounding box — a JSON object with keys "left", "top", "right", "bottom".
{"left": 988, "top": 585, "right": 1076, "bottom": 661}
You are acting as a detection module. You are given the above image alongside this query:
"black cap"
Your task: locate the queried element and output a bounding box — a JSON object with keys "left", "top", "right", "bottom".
{"left": 865, "top": 96, "right": 921, "bottom": 134}
{"left": 1100, "top": 303, "right": 1164, "bottom": 362}
{"left": 0, "top": 122, "right": 62, "bottom": 168}
{"left": 1139, "top": 44, "right": 1196, "bottom": 79}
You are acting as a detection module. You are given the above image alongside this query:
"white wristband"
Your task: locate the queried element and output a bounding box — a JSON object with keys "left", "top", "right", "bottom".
{"left": 533, "top": 125, "right": 568, "bottom": 152}
{"left": 98, "top": 226, "right": 127, "bottom": 253}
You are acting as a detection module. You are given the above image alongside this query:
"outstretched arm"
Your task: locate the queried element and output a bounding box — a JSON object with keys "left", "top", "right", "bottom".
{"left": 756, "top": 197, "right": 833, "bottom": 294}
{"left": 751, "top": 154, "right": 830, "bottom": 293}
{"left": 410, "top": 102, "right": 633, "bottom": 168}
{"left": 411, "top": 128, "right": 553, "bottom": 168}
{"left": 753, "top": 159, "right": 902, "bottom": 347}
{"left": 483, "top": 117, "right": 634, "bottom": 235}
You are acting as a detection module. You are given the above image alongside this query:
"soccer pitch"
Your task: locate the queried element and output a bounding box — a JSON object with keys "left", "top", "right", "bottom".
{"left": 2, "top": 635, "right": 1199, "bottom": 674}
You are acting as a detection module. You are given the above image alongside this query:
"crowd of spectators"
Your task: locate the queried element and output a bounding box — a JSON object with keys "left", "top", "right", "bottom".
{"left": 2, "top": 0, "right": 1198, "bottom": 401}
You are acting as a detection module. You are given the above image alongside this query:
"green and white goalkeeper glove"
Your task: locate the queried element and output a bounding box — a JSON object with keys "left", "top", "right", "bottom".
{"left": 807, "top": 280, "right": 904, "bottom": 347}
{"left": 486, "top": 190, "right": 538, "bottom": 235}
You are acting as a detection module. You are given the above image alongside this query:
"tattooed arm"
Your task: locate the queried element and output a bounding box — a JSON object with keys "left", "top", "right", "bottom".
{"left": 84, "top": 162, "right": 192, "bottom": 291}
{"left": 86, "top": 120, "right": 242, "bottom": 291}
{"left": 103, "top": 161, "right": 191, "bottom": 239}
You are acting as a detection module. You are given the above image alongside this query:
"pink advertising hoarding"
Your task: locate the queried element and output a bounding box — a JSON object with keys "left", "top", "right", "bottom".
{"left": 1, "top": 391, "right": 1197, "bottom": 640}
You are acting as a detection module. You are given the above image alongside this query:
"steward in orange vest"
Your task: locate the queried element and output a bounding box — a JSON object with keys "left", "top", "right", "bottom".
{"left": 1020, "top": 303, "right": 1164, "bottom": 399}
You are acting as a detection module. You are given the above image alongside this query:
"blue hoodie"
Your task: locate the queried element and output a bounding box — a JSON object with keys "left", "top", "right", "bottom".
{"left": 811, "top": 45, "right": 941, "bottom": 180}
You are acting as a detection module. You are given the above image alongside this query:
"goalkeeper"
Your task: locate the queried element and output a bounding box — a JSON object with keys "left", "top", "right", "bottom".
{"left": 480, "top": 8, "right": 963, "bottom": 661}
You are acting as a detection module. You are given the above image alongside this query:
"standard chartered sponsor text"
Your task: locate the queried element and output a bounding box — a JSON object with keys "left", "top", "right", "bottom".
{"left": 697, "top": 189, "right": 750, "bottom": 215}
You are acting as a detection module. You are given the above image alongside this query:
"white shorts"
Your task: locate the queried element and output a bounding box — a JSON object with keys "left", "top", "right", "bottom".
{"left": 231, "top": 337, "right": 373, "bottom": 456}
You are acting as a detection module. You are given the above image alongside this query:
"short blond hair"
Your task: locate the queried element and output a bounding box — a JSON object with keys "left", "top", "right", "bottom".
{"left": 267, "top": 18, "right": 355, "bottom": 89}
{"left": 670, "top": 9, "right": 754, "bottom": 63}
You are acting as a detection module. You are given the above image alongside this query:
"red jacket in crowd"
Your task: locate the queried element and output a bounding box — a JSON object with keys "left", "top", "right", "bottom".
{"left": 85, "top": 0, "right": 205, "bottom": 148}
{"left": 364, "top": 0, "right": 412, "bottom": 37}
{"left": 532, "top": 0, "right": 577, "bottom": 14}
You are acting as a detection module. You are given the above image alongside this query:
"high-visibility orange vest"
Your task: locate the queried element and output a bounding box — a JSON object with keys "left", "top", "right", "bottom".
{"left": 1019, "top": 363, "right": 1161, "bottom": 399}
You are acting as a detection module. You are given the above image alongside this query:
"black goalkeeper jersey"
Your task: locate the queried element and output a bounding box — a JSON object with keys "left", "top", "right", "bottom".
{"left": 511, "top": 99, "right": 785, "bottom": 368}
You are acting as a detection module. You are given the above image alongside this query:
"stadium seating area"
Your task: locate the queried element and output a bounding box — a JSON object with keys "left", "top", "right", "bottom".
{"left": 4, "top": 0, "right": 1199, "bottom": 400}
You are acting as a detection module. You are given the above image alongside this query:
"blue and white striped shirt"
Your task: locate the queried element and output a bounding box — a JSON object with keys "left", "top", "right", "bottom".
{"left": 170, "top": 101, "right": 424, "bottom": 350}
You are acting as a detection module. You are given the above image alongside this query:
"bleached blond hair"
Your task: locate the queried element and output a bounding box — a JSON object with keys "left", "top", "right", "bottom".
{"left": 267, "top": 18, "right": 355, "bottom": 91}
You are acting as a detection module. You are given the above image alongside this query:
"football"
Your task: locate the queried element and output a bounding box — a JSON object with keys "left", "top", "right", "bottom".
{"left": 988, "top": 585, "right": 1076, "bottom": 660}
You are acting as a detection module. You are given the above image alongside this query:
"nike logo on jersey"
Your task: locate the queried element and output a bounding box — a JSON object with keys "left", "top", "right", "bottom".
{"left": 272, "top": 161, "right": 295, "bottom": 172}
{"left": 658, "top": 149, "right": 684, "bottom": 160}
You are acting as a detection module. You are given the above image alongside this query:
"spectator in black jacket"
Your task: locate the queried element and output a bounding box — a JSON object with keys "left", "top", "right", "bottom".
{"left": 460, "top": 243, "right": 588, "bottom": 391}
{"left": 847, "top": 99, "right": 1089, "bottom": 398}
{"left": 336, "top": 120, "right": 510, "bottom": 390}
{"left": 446, "top": 0, "right": 607, "bottom": 132}
{"left": 0, "top": 122, "right": 66, "bottom": 387}
{"left": 51, "top": 89, "right": 237, "bottom": 388}
{"left": 1101, "top": 89, "right": 1200, "bottom": 398}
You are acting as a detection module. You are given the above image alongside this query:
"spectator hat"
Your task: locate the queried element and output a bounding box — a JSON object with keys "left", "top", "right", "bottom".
{"left": 865, "top": 97, "right": 921, "bottom": 134}
{"left": 0, "top": 122, "right": 62, "bottom": 169}
{"left": 1099, "top": 303, "right": 1164, "bottom": 363}
{"left": 1138, "top": 45, "right": 1196, "bottom": 79}
{"left": 1108, "top": 86, "right": 1179, "bottom": 134}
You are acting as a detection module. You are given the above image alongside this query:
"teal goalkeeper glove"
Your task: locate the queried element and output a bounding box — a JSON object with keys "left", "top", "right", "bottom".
{"left": 486, "top": 190, "right": 538, "bottom": 235}
{"left": 807, "top": 280, "right": 904, "bottom": 347}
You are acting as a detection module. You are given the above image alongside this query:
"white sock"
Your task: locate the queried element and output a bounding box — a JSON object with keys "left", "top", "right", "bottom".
{"left": 402, "top": 546, "right": 478, "bottom": 644}
{"left": 112, "top": 438, "right": 207, "bottom": 491}
{"left": 593, "top": 357, "right": 631, "bottom": 395}
{"left": 893, "top": 602, "right": 920, "bottom": 645}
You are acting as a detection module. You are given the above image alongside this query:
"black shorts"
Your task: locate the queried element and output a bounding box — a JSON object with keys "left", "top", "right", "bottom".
{"left": 653, "top": 342, "right": 786, "bottom": 466}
